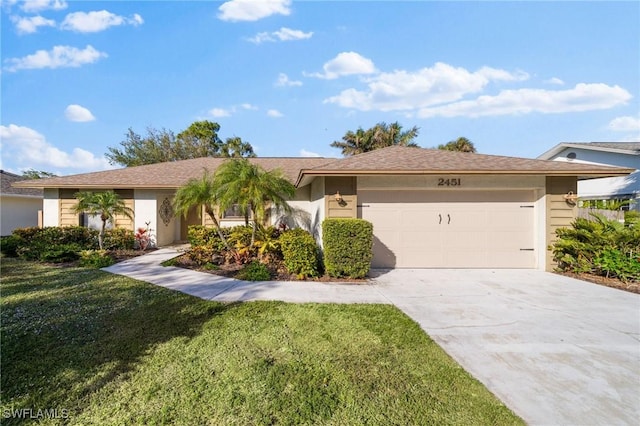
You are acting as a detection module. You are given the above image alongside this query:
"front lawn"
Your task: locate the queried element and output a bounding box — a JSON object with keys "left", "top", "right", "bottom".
{"left": 1, "top": 259, "right": 522, "bottom": 425}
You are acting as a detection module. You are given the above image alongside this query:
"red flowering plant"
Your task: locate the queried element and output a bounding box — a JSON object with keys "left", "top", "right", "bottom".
{"left": 135, "top": 221, "right": 152, "bottom": 251}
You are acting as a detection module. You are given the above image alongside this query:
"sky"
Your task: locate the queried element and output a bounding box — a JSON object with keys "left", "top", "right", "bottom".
{"left": 1, "top": 0, "right": 639, "bottom": 176}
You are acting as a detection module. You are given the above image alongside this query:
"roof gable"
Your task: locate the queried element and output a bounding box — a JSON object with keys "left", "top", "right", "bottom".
{"left": 1, "top": 170, "right": 43, "bottom": 197}
{"left": 538, "top": 142, "right": 640, "bottom": 160}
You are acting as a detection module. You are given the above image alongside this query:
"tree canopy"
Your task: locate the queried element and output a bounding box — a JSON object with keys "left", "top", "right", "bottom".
{"left": 106, "top": 120, "right": 256, "bottom": 167}
{"left": 331, "top": 122, "right": 420, "bottom": 156}
{"left": 437, "top": 137, "right": 477, "bottom": 153}
{"left": 22, "top": 169, "right": 57, "bottom": 179}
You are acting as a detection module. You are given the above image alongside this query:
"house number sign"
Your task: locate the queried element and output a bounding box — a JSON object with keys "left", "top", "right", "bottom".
{"left": 437, "top": 178, "right": 461, "bottom": 187}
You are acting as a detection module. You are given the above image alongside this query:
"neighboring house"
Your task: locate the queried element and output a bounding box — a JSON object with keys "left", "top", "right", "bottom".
{"left": 1, "top": 170, "right": 43, "bottom": 236}
{"left": 538, "top": 142, "right": 640, "bottom": 211}
{"left": 15, "top": 146, "right": 633, "bottom": 271}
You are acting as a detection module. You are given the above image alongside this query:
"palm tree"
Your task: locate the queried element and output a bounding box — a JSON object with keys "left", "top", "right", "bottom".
{"left": 220, "top": 136, "right": 256, "bottom": 158}
{"left": 214, "top": 159, "right": 295, "bottom": 245}
{"left": 173, "top": 170, "right": 230, "bottom": 249}
{"left": 331, "top": 122, "right": 419, "bottom": 156}
{"left": 438, "top": 137, "right": 477, "bottom": 153}
{"left": 73, "top": 190, "right": 134, "bottom": 250}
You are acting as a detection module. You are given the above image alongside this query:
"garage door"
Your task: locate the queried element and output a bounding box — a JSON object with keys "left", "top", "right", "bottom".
{"left": 359, "top": 190, "right": 536, "bottom": 268}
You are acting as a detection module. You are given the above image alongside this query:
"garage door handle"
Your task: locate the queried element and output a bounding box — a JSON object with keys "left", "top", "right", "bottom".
{"left": 438, "top": 214, "right": 442, "bottom": 224}
{"left": 447, "top": 214, "right": 451, "bottom": 224}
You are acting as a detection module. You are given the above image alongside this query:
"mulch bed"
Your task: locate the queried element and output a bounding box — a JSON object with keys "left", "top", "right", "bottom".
{"left": 558, "top": 271, "right": 639, "bottom": 294}
{"left": 167, "top": 254, "right": 367, "bottom": 284}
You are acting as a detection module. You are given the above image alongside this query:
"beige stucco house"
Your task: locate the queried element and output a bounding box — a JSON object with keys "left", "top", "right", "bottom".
{"left": 15, "top": 146, "right": 633, "bottom": 271}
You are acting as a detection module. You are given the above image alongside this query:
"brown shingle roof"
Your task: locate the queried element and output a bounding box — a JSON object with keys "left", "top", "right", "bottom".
{"left": 13, "top": 157, "right": 334, "bottom": 189}
{"left": 297, "top": 146, "right": 634, "bottom": 185}
{"left": 1, "top": 170, "right": 43, "bottom": 197}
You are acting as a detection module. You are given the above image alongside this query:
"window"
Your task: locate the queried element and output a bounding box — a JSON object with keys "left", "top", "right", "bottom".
{"left": 222, "top": 204, "right": 251, "bottom": 219}
{"left": 566, "top": 152, "right": 577, "bottom": 160}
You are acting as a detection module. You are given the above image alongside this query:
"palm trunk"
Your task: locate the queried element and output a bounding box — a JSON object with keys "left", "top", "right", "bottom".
{"left": 99, "top": 219, "right": 106, "bottom": 250}
{"left": 250, "top": 207, "right": 258, "bottom": 246}
{"left": 205, "top": 206, "right": 230, "bottom": 250}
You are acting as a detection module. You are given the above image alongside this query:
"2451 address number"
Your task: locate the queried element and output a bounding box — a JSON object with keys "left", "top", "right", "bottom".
{"left": 437, "top": 178, "right": 461, "bottom": 186}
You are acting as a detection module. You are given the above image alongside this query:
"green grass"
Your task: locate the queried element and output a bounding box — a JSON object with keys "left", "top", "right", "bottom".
{"left": 1, "top": 258, "right": 523, "bottom": 425}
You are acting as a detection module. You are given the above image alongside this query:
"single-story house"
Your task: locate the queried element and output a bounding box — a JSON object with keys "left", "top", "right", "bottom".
{"left": 15, "top": 146, "right": 633, "bottom": 271}
{"left": 1, "top": 170, "right": 43, "bottom": 236}
{"left": 538, "top": 142, "right": 640, "bottom": 211}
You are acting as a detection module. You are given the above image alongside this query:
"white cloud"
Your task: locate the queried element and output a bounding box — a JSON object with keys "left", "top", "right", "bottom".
{"left": 417, "top": 83, "right": 632, "bottom": 118}
{"left": 608, "top": 115, "right": 640, "bottom": 132}
{"left": 4, "top": 44, "right": 107, "bottom": 72}
{"left": 61, "top": 10, "right": 143, "bottom": 33}
{"left": 0, "top": 124, "right": 112, "bottom": 172}
{"left": 20, "top": 0, "right": 67, "bottom": 13}
{"left": 299, "top": 149, "right": 321, "bottom": 157}
{"left": 248, "top": 27, "right": 313, "bottom": 44}
{"left": 267, "top": 109, "right": 283, "bottom": 118}
{"left": 65, "top": 104, "right": 95, "bottom": 122}
{"left": 210, "top": 108, "right": 232, "bottom": 117}
{"left": 218, "top": 0, "right": 291, "bottom": 22}
{"left": 241, "top": 103, "right": 258, "bottom": 110}
{"left": 545, "top": 77, "right": 565, "bottom": 85}
{"left": 275, "top": 73, "right": 302, "bottom": 87}
{"left": 307, "top": 51, "right": 377, "bottom": 80}
{"left": 324, "top": 62, "right": 528, "bottom": 111}
{"left": 11, "top": 15, "right": 56, "bottom": 34}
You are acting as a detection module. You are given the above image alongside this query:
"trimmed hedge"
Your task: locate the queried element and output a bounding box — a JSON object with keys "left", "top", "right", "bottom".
{"left": 279, "top": 228, "right": 319, "bottom": 278}
{"left": 322, "top": 218, "right": 373, "bottom": 278}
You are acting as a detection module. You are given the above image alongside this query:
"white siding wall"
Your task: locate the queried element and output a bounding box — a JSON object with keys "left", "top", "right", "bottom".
{"left": 551, "top": 148, "right": 640, "bottom": 210}
{"left": 1, "top": 196, "right": 42, "bottom": 235}
{"left": 42, "top": 188, "right": 59, "bottom": 227}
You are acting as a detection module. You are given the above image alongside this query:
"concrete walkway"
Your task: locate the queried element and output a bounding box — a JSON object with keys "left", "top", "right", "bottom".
{"left": 104, "top": 248, "right": 640, "bottom": 425}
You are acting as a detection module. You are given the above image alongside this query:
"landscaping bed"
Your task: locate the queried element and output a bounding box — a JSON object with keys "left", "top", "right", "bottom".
{"left": 558, "top": 271, "right": 639, "bottom": 294}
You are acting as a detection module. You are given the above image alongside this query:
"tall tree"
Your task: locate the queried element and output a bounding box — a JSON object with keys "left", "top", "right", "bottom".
{"left": 214, "top": 159, "right": 295, "bottom": 245}
{"left": 106, "top": 121, "right": 255, "bottom": 167}
{"left": 173, "top": 170, "right": 230, "bottom": 249}
{"left": 72, "top": 191, "right": 134, "bottom": 250}
{"left": 331, "top": 121, "right": 419, "bottom": 156}
{"left": 438, "top": 137, "right": 477, "bottom": 153}
{"left": 22, "top": 169, "right": 56, "bottom": 179}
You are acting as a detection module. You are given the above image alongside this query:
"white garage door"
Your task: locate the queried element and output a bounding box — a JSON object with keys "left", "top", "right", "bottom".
{"left": 359, "top": 190, "right": 536, "bottom": 268}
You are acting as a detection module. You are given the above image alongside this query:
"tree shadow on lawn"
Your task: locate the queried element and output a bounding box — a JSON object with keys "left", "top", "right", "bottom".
{"left": 0, "top": 261, "right": 238, "bottom": 420}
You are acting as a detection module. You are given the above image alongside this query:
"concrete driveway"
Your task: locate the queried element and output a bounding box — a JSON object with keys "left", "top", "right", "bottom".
{"left": 370, "top": 269, "right": 640, "bottom": 426}
{"left": 105, "top": 250, "right": 640, "bottom": 425}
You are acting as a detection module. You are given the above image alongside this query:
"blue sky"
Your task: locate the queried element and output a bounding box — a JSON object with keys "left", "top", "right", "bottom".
{"left": 1, "top": 0, "right": 639, "bottom": 176}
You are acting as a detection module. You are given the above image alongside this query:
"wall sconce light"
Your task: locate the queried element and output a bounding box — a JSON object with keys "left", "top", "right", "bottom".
{"left": 335, "top": 191, "right": 343, "bottom": 203}
{"left": 563, "top": 191, "right": 578, "bottom": 205}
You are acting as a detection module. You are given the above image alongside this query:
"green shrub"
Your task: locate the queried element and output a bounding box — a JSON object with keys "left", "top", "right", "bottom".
{"left": 279, "top": 228, "right": 319, "bottom": 278}
{"left": 0, "top": 235, "right": 22, "bottom": 257}
{"left": 102, "top": 228, "right": 135, "bottom": 250}
{"left": 40, "top": 243, "right": 82, "bottom": 263}
{"left": 79, "top": 250, "right": 115, "bottom": 268}
{"left": 322, "top": 218, "right": 373, "bottom": 279}
{"left": 236, "top": 261, "right": 271, "bottom": 281}
{"left": 187, "top": 245, "right": 218, "bottom": 266}
{"left": 552, "top": 214, "right": 640, "bottom": 282}
{"left": 187, "top": 225, "right": 228, "bottom": 252}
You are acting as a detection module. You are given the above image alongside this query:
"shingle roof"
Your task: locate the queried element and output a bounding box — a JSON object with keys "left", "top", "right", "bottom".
{"left": 13, "top": 157, "right": 334, "bottom": 189}
{"left": 13, "top": 149, "right": 633, "bottom": 191}
{"left": 1, "top": 170, "right": 43, "bottom": 197}
{"left": 297, "top": 146, "right": 634, "bottom": 185}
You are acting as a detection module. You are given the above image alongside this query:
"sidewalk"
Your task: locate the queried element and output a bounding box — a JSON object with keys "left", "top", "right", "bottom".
{"left": 103, "top": 248, "right": 391, "bottom": 304}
